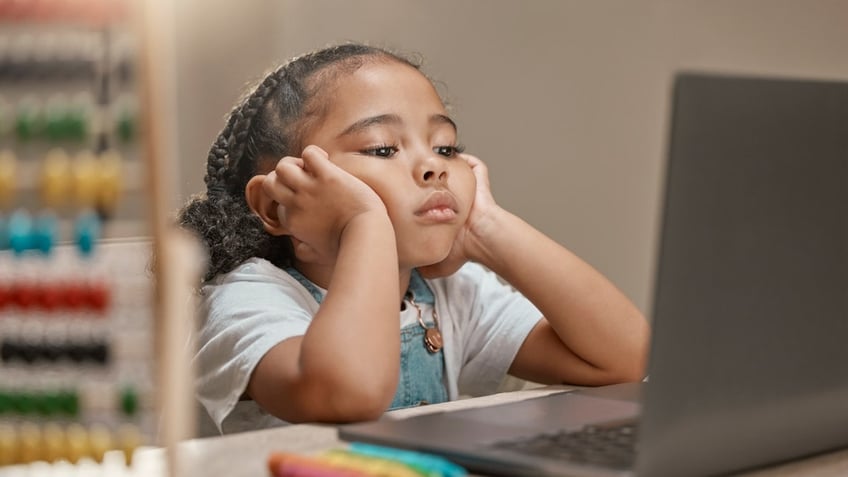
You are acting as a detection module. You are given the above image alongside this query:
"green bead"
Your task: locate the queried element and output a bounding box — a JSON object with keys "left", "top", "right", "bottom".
{"left": 45, "top": 108, "right": 68, "bottom": 142}
{"left": 120, "top": 386, "right": 138, "bottom": 416}
{"left": 43, "top": 392, "right": 63, "bottom": 416}
{"left": 0, "top": 392, "right": 10, "bottom": 414}
{"left": 33, "top": 393, "right": 49, "bottom": 416}
{"left": 68, "top": 111, "right": 87, "bottom": 141}
{"left": 12, "top": 392, "right": 36, "bottom": 415}
{"left": 15, "top": 109, "right": 42, "bottom": 141}
{"left": 60, "top": 390, "right": 80, "bottom": 416}
{"left": 117, "top": 109, "right": 135, "bottom": 142}
{"left": 0, "top": 102, "right": 9, "bottom": 138}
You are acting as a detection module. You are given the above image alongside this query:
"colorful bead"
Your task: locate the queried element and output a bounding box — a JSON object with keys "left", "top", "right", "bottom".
{"left": 116, "top": 106, "right": 135, "bottom": 142}
{"left": 0, "top": 98, "right": 10, "bottom": 138}
{"left": 15, "top": 102, "right": 42, "bottom": 142}
{"left": 97, "top": 150, "right": 123, "bottom": 217}
{"left": 42, "top": 423, "right": 65, "bottom": 463}
{"left": 67, "top": 102, "right": 88, "bottom": 141}
{"left": 73, "top": 150, "right": 99, "bottom": 207}
{"left": 8, "top": 209, "right": 32, "bottom": 255}
{"left": 40, "top": 148, "right": 71, "bottom": 208}
{"left": 44, "top": 102, "right": 69, "bottom": 142}
{"left": 0, "top": 425, "right": 15, "bottom": 466}
{"left": 75, "top": 210, "right": 101, "bottom": 255}
{"left": 65, "top": 423, "right": 90, "bottom": 464}
{"left": 59, "top": 389, "right": 79, "bottom": 417}
{"left": 86, "top": 281, "right": 111, "bottom": 312}
{"left": 17, "top": 422, "right": 41, "bottom": 464}
{"left": 117, "top": 424, "right": 141, "bottom": 466}
{"left": 88, "top": 424, "right": 112, "bottom": 463}
{"left": 120, "top": 385, "right": 138, "bottom": 416}
{"left": 32, "top": 212, "right": 57, "bottom": 254}
{"left": 0, "top": 215, "right": 8, "bottom": 250}
{"left": 0, "top": 149, "right": 16, "bottom": 207}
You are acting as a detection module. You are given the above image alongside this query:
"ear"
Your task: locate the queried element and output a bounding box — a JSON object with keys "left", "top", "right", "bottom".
{"left": 245, "top": 175, "right": 288, "bottom": 236}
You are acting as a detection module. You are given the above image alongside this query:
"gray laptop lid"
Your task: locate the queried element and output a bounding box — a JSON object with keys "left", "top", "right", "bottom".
{"left": 637, "top": 73, "right": 848, "bottom": 476}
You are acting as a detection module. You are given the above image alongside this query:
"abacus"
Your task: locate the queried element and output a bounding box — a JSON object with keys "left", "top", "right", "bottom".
{"left": 0, "top": 0, "right": 166, "bottom": 473}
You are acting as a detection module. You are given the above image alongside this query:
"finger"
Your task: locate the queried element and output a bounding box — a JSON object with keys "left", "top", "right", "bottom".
{"left": 278, "top": 155, "right": 305, "bottom": 168}
{"left": 460, "top": 153, "right": 486, "bottom": 172}
{"left": 460, "top": 153, "right": 491, "bottom": 187}
{"left": 273, "top": 160, "right": 311, "bottom": 192}
{"left": 262, "top": 171, "right": 296, "bottom": 204}
{"left": 273, "top": 208, "right": 293, "bottom": 238}
{"left": 300, "top": 145, "right": 333, "bottom": 175}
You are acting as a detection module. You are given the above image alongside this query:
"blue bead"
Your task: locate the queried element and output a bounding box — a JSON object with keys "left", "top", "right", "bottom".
{"left": 33, "top": 213, "right": 58, "bottom": 255}
{"left": 0, "top": 215, "right": 8, "bottom": 250}
{"left": 75, "top": 211, "right": 101, "bottom": 256}
{"left": 8, "top": 210, "right": 33, "bottom": 256}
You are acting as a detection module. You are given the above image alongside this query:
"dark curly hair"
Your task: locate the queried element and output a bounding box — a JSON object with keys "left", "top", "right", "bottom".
{"left": 178, "top": 43, "right": 420, "bottom": 282}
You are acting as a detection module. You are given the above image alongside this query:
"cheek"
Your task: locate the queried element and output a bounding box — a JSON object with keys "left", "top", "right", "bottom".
{"left": 348, "top": 172, "right": 407, "bottom": 216}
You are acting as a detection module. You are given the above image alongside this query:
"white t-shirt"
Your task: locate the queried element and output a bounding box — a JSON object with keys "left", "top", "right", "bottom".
{"left": 194, "top": 258, "right": 542, "bottom": 434}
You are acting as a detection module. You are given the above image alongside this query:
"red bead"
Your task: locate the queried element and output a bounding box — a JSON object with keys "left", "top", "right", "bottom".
{"left": 39, "top": 284, "right": 64, "bottom": 311}
{"left": 12, "top": 282, "right": 39, "bottom": 309}
{"left": 0, "top": 283, "right": 10, "bottom": 310}
{"left": 86, "top": 282, "right": 110, "bottom": 312}
{"left": 63, "top": 282, "right": 87, "bottom": 310}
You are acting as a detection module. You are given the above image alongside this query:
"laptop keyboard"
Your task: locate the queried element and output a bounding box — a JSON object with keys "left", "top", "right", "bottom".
{"left": 489, "top": 422, "right": 638, "bottom": 470}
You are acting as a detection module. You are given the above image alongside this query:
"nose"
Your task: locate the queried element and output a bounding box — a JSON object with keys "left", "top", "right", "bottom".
{"left": 415, "top": 154, "right": 448, "bottom": 186}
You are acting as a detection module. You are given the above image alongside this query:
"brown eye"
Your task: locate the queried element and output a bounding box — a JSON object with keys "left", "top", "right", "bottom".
{"left": 361, "top": 146, "right": 398, "bottom": 158}
{"left": 434, "top": 145, "right": 464, "bottom": 157}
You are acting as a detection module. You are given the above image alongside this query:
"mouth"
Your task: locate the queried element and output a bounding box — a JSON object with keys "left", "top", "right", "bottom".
{"left": 415, "top": 190, "right": 459, "bottom": 221}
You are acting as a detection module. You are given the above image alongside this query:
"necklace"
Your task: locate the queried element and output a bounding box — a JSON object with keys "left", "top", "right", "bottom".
{"left": 405, "top": 291, "right": 443, "bottom": 353}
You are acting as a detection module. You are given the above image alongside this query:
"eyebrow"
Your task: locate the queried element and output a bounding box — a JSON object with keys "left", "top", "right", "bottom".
{"left": 338, "top": 113, "right": 458, "bottom": 138}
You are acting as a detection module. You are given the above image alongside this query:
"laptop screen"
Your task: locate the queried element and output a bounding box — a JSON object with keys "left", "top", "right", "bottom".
{"left": 639, "top": 73, "right": 848, "bottom": 476}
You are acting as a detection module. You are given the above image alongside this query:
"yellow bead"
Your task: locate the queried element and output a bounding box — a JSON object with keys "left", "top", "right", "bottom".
{"left": 65, "top": 423, "right": 90, "bottom": 464}
{"left": 17, "top": 422, "right": 42, "bottom": 464}
{"left": 117, "top": 423, "right": 141, "bottom": 466}
{"left": 0, "top": 149, "right": 16, "bottom": 208}
{"left": 73, "top": 150, "right": 99, "bottom": 207}
{"left": 40, "top": 148, "right": 72, "bottom": 209}
{"left": 42, "top": 423, "right": 65, "bottom": 463}
{"left": 87, "top": 423, "right": 112, "bottom": 463}
{"left": 0, "top": 424, "right": 17, "bottom": 466}
{"left": 97, "top": 150, "right": 123, "bottom": 216}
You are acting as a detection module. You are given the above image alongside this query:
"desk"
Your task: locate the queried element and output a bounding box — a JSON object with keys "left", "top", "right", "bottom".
{"left": 141, "top": 387, "right": 848, "bottom": 477}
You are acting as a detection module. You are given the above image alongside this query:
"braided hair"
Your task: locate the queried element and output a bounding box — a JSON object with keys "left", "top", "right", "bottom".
{"left": 178, "top": 43, "right": 420, "bottom": 282}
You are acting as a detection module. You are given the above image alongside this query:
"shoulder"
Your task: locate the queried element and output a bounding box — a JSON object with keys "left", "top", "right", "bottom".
{"left": 199, "top": 258, "right": 318, "bottom": 323}
{"left": 208, "top": 257, "right": 295, "bottom": 286}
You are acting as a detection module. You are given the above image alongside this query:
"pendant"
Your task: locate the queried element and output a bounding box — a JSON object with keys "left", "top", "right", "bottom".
{"left": 424, "top": 328, "right": 443, "bottom": 353}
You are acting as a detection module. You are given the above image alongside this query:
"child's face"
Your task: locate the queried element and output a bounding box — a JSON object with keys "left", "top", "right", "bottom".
{"left": 301, "top": 60, "right": 476, "bottom": 269}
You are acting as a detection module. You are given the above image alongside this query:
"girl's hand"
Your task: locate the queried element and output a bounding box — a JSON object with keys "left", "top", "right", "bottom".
{"left": 419, "top": 154, "right": 502, "bottom": 278}
{"left": 262, "top": 145, "right": 387, "bottom": 263}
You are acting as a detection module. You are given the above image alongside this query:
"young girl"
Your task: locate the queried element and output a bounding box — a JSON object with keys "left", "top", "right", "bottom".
{"left": 179, "top": 43, "right": 650, "bottom": 435}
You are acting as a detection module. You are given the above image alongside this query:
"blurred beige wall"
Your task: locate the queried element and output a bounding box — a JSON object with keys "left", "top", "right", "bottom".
{"left": 174, "top": 0, "right": 848, "bottom": 316}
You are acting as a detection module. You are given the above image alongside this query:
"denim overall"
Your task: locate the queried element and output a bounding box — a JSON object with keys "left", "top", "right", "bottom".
{"left": 285, "top": 268, "right": 448, "bottom": 409}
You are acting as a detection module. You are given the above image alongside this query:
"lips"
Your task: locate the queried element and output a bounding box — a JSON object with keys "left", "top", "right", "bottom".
{"left": 415, "top": 190, "right": 459, "bottom": 217}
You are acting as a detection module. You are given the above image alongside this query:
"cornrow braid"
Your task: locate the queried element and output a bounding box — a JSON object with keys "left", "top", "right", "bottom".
{"left": 206, "top": 68, "right": 286, "bottom": 197}
{"left": 178, "top": 43, "right": 421, "bottom": 281}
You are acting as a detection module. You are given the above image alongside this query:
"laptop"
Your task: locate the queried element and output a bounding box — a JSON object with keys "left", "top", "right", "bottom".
{"left": 339, "top": 73, "right": 848, "bottom": 476}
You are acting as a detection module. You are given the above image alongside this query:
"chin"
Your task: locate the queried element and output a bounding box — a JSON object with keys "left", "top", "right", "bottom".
{"left": 403, "top": 246, "right": 453, "bottom": 269}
